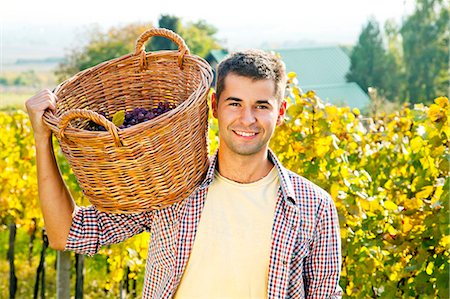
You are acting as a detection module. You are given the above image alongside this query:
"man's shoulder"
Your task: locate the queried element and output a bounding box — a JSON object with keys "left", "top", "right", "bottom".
{"left": 284, "top": 168, "right": 333, "bottom": 205}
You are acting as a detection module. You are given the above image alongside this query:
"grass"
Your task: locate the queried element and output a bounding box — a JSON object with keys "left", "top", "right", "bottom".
{"left": 0, "top": 92, "right": 34, "bottom": 110}
{"left": 0, "top": 66, "right": 57, "bottom": 110}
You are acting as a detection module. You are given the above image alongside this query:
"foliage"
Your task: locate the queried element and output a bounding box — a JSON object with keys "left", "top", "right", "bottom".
{"left": 12, "top": 71, "right": 41, "bottom": 87}
{"left": 54, "top": 23, "right": 152, "bottom": 82}
{"left": 55, "top": 17, "right": 221, "bottom": 81}
{"left": 346, "top": 18, "right": 402, "bottom": 102}
{"left": 400, "top": 0, "right": 449, "bottom": 104}
{"left": 0, "top": 110, "right": 39, "bottom": 226}
{"left": 0, "top": 71, "right": 42, "bottom": 87}
{"left": 149, "top": 15, "right": 182, "bottom": 51}
{"left": 348, "top": 0, "right": 449, "bottom": 105}
{"left": 1, "top": 72, "right": 448, "bottom": 297}
{"left": 150, "top": 15, "right": 221, "bottom": 58}
{"left": 270, "top": 72, "right": 449, "bottom": 297}
{"left": 179, "top": 19, "right": 221, "bottom": 58}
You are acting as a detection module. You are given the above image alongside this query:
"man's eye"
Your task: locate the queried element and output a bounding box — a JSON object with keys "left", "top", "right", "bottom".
{"left": 230, "top": 102, "right": 240, "bottom": 106}
{"left": 256, "top": 105, "right": 269, "bottom": 109}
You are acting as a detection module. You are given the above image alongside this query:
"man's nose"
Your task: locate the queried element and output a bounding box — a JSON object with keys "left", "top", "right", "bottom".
{"left": 240, "top": 107, "right": 256, "bottom": 125}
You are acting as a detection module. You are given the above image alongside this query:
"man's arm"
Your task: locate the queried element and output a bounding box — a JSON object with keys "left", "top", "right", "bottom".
{"left": 304, "top": 196, "right": 343, "bottom": 298}
{"left": 26, "top": 89, "right": 75, "bottom": 250}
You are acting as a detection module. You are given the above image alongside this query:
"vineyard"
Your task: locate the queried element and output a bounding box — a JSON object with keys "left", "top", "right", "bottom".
{"left": 0, "top": 74, "right": 449, "bottom": 298}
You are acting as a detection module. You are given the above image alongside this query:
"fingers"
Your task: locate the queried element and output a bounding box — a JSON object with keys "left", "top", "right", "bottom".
{"left": 25, "top": 89, "right": 59, "bottom": 139}
{"left": 25, "top": 89, "right": 58, "bottom": 115}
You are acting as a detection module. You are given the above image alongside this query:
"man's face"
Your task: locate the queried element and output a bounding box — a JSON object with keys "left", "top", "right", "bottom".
{"left": 212, "top": 73, "right": 286, "bottom": 157}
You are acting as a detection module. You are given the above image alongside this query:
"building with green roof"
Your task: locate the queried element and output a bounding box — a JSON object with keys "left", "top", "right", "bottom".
{"left": 206, "top": 47, "right": 370, "bottom": 109}
{"left": 205, "top": 49, "right": 229, "bottom": 86}
{"left": 274, "top": 47, "right": 370, "bottom": 109}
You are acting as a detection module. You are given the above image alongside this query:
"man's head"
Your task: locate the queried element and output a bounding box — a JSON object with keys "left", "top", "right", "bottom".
{"left": 211, "top": 50, "right": 287, "bottom": 158}
{"left": 215, "top": 49, "right": 287, "bottom": 102}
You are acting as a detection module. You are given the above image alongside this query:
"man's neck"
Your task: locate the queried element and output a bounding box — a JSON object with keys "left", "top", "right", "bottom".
{"left": 216, "top": 147, "right": 274, "bottom": 184}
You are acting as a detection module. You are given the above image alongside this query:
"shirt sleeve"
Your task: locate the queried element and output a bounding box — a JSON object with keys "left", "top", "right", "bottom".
{"left": 64, "top": 205, "right": 154, "bottom": 256}
{"left": 304, "top": 195, "right": 343, "bottom": 298}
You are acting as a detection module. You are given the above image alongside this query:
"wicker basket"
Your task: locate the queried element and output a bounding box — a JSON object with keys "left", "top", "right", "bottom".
{"left": 43, "top": 28, "right": 213, "bottom": 213}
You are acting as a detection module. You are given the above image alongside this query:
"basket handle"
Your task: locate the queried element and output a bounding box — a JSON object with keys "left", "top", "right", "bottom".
{"left": 134, "top": 28, "right": 190, "bottom": 69}
{"left": 58, "top": 109, "right": 123, "bottom": 147}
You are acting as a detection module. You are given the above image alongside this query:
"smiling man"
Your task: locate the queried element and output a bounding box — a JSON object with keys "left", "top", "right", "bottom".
{"left": 26, "top": 49, "right": 342, "bottom": 298}
{"left": 174, "top": 50, "right": 342, "bottom": 298}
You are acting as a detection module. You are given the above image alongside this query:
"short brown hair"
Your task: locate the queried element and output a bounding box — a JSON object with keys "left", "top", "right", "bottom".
{"left": 215, "top": 49, "right": 287, "bottom": 101}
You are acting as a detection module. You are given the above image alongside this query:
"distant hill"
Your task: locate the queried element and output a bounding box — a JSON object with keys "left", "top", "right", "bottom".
{"left": 2, "top": 22, "right": 77, "bottom": 65}
{"left": 15, "top": 57, "right": 64, "bottom": 65}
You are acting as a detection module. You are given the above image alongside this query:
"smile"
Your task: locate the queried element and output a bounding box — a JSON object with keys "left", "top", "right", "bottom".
{"left": 234, "top": 130, "right": 257, "bottom": 137}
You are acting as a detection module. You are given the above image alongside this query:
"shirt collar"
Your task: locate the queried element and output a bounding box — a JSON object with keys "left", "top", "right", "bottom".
{"left": 199, "top": 149, "right": 297, "bottom": 206}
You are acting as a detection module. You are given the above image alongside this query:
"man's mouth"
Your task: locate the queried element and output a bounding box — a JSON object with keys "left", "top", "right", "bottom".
{"left": 234, "top": 130, "right": 257, "bottom": 137}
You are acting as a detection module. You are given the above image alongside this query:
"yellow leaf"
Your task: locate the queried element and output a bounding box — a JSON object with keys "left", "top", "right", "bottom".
{"left": 432, "top": 186, "right": 444, "bottom": 204}
{"left": 128, "top": 272, "right": 137, "bottom": 279}
{"left": 389, "top": 271, "right": 399, "bottom": 281}
{"left": 439, "top": 235, "right": 450, "bottom": 248}
{"left": 113, "top": 268, "right": 124, "bottom": 282}
{"left": 420, "top": 157, "right": 432, "bottom": 170}
{"left": 287, "top": 71, "right": 297, "bottom": 79}
{"left": 384, "top": 200, "right": 398, "bottom": 211}
{"left": 426, "top": 261, "right": 434, "bottom": 275}
{"left": 359, "top": 198, "right": 370, "bottom": 211}
{"left": 346, "top": 281, "right": 354, "bottom": 295}
{"left": 325, "top": 106, "right": 339, "bottom": 121}
{"left": 416, "top": 185, "right": 434, "bottom": 200}
{"left": 314, "top": 136, "right": 332, "bottom": 157}
{"left": 434, "top": 96, "right": 449, "bottom": 108}
{"left": 330, "top": 183, "right": 340, "bottom": 200}
{"left": 404, "top": 197, "right": 424, "bottom": 210}
{"left": 410, "top": 137, "right": 424, "bottom": 153}
{"left": 428, "top": 104, "right": 444, "bottom": 122}
{"left": 367, "top": 232, "right": 376, "bottom": 239}
{"left": 402, "top": 216, "right": 413, "bottom": 233}
{"left": 387, "top": 224, "right": 397, "bottom": 235}
{"left": 112, "top": 110, "right": 125, "bottom": 127}
{"left": 292, "top": 142, "right": 306, "bottom": 153}
{"left": 305, "top": 90, "right": 316, "bottom": 98}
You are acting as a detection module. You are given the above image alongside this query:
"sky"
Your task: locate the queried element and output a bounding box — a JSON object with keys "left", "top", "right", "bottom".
{"left": 1, "top": 0, "right": 415, "bottom": 63}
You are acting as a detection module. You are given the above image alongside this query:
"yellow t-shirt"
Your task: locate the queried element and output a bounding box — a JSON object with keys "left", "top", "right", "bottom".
{"left": 174, "top": 166, "right": 280, "bottom": 299}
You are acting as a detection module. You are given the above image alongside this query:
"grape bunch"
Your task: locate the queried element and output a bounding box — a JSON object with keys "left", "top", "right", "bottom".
{"left": 86, "top": 101, "right": 176, "bottom": 131}
{"left": 86, "top": 111, "right": 108, "bottom": 131}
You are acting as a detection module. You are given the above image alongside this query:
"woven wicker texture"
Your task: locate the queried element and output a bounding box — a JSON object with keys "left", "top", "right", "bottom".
{"left": 43, "top": 28, "right": 213, "bottom": 213}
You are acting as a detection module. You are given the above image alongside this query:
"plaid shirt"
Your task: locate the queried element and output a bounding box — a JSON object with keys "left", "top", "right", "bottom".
{"left": 66, "top": 150, "right": 342, "bottom": 298}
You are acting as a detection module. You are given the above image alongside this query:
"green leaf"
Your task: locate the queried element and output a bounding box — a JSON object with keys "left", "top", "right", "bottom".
{"left": 112, "top": 111, "right": 125, "bottom": 127}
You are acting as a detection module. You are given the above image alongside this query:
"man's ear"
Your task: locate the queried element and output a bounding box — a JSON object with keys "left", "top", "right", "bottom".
{"left": 211, "top": 92, "right": 218, "bottom": 118}
{"left": 276, "top": 100, "right": 287, "bottom": 126}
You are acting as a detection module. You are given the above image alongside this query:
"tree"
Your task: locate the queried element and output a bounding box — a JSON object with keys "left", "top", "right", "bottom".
{"left": 55, "top": 16, "right": 221, "bottom": 81}
{"left": 150, "top": 15, "right": 221, "bottom": 58}
{"left": 180, "top": 20, "right": 221, "bottom": 58}
{"left": 149, "top": 15, "right": 181, "bottom": 51}
{"left": 55, "top": 23, "right": 152, "bottom": 81}
{"left": 346, "top": 19, "right": 401, "bottom": 102}
{"left": 400, "top": 0, "right": 449, "bottom": 104}
{"left": 383, "top": 19, "right": 406, "bottom": 101}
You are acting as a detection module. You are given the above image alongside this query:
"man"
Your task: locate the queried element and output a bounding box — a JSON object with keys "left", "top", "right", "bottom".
{"left": 26, "top": 49, "right": 342, "bottom": 298}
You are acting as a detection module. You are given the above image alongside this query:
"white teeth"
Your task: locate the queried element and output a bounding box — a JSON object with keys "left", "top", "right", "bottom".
{"left": 235, "top": 131, "right": 256, "bottom": 137}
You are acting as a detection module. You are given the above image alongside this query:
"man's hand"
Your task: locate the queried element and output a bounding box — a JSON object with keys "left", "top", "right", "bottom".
{"left": 25, "top": 89, "right": 57, "bottom": 141}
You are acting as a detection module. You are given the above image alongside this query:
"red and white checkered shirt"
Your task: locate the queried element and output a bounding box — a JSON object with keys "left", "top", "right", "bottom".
{"left": 65, "top": 150, "right": 342, "bottom": 298}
